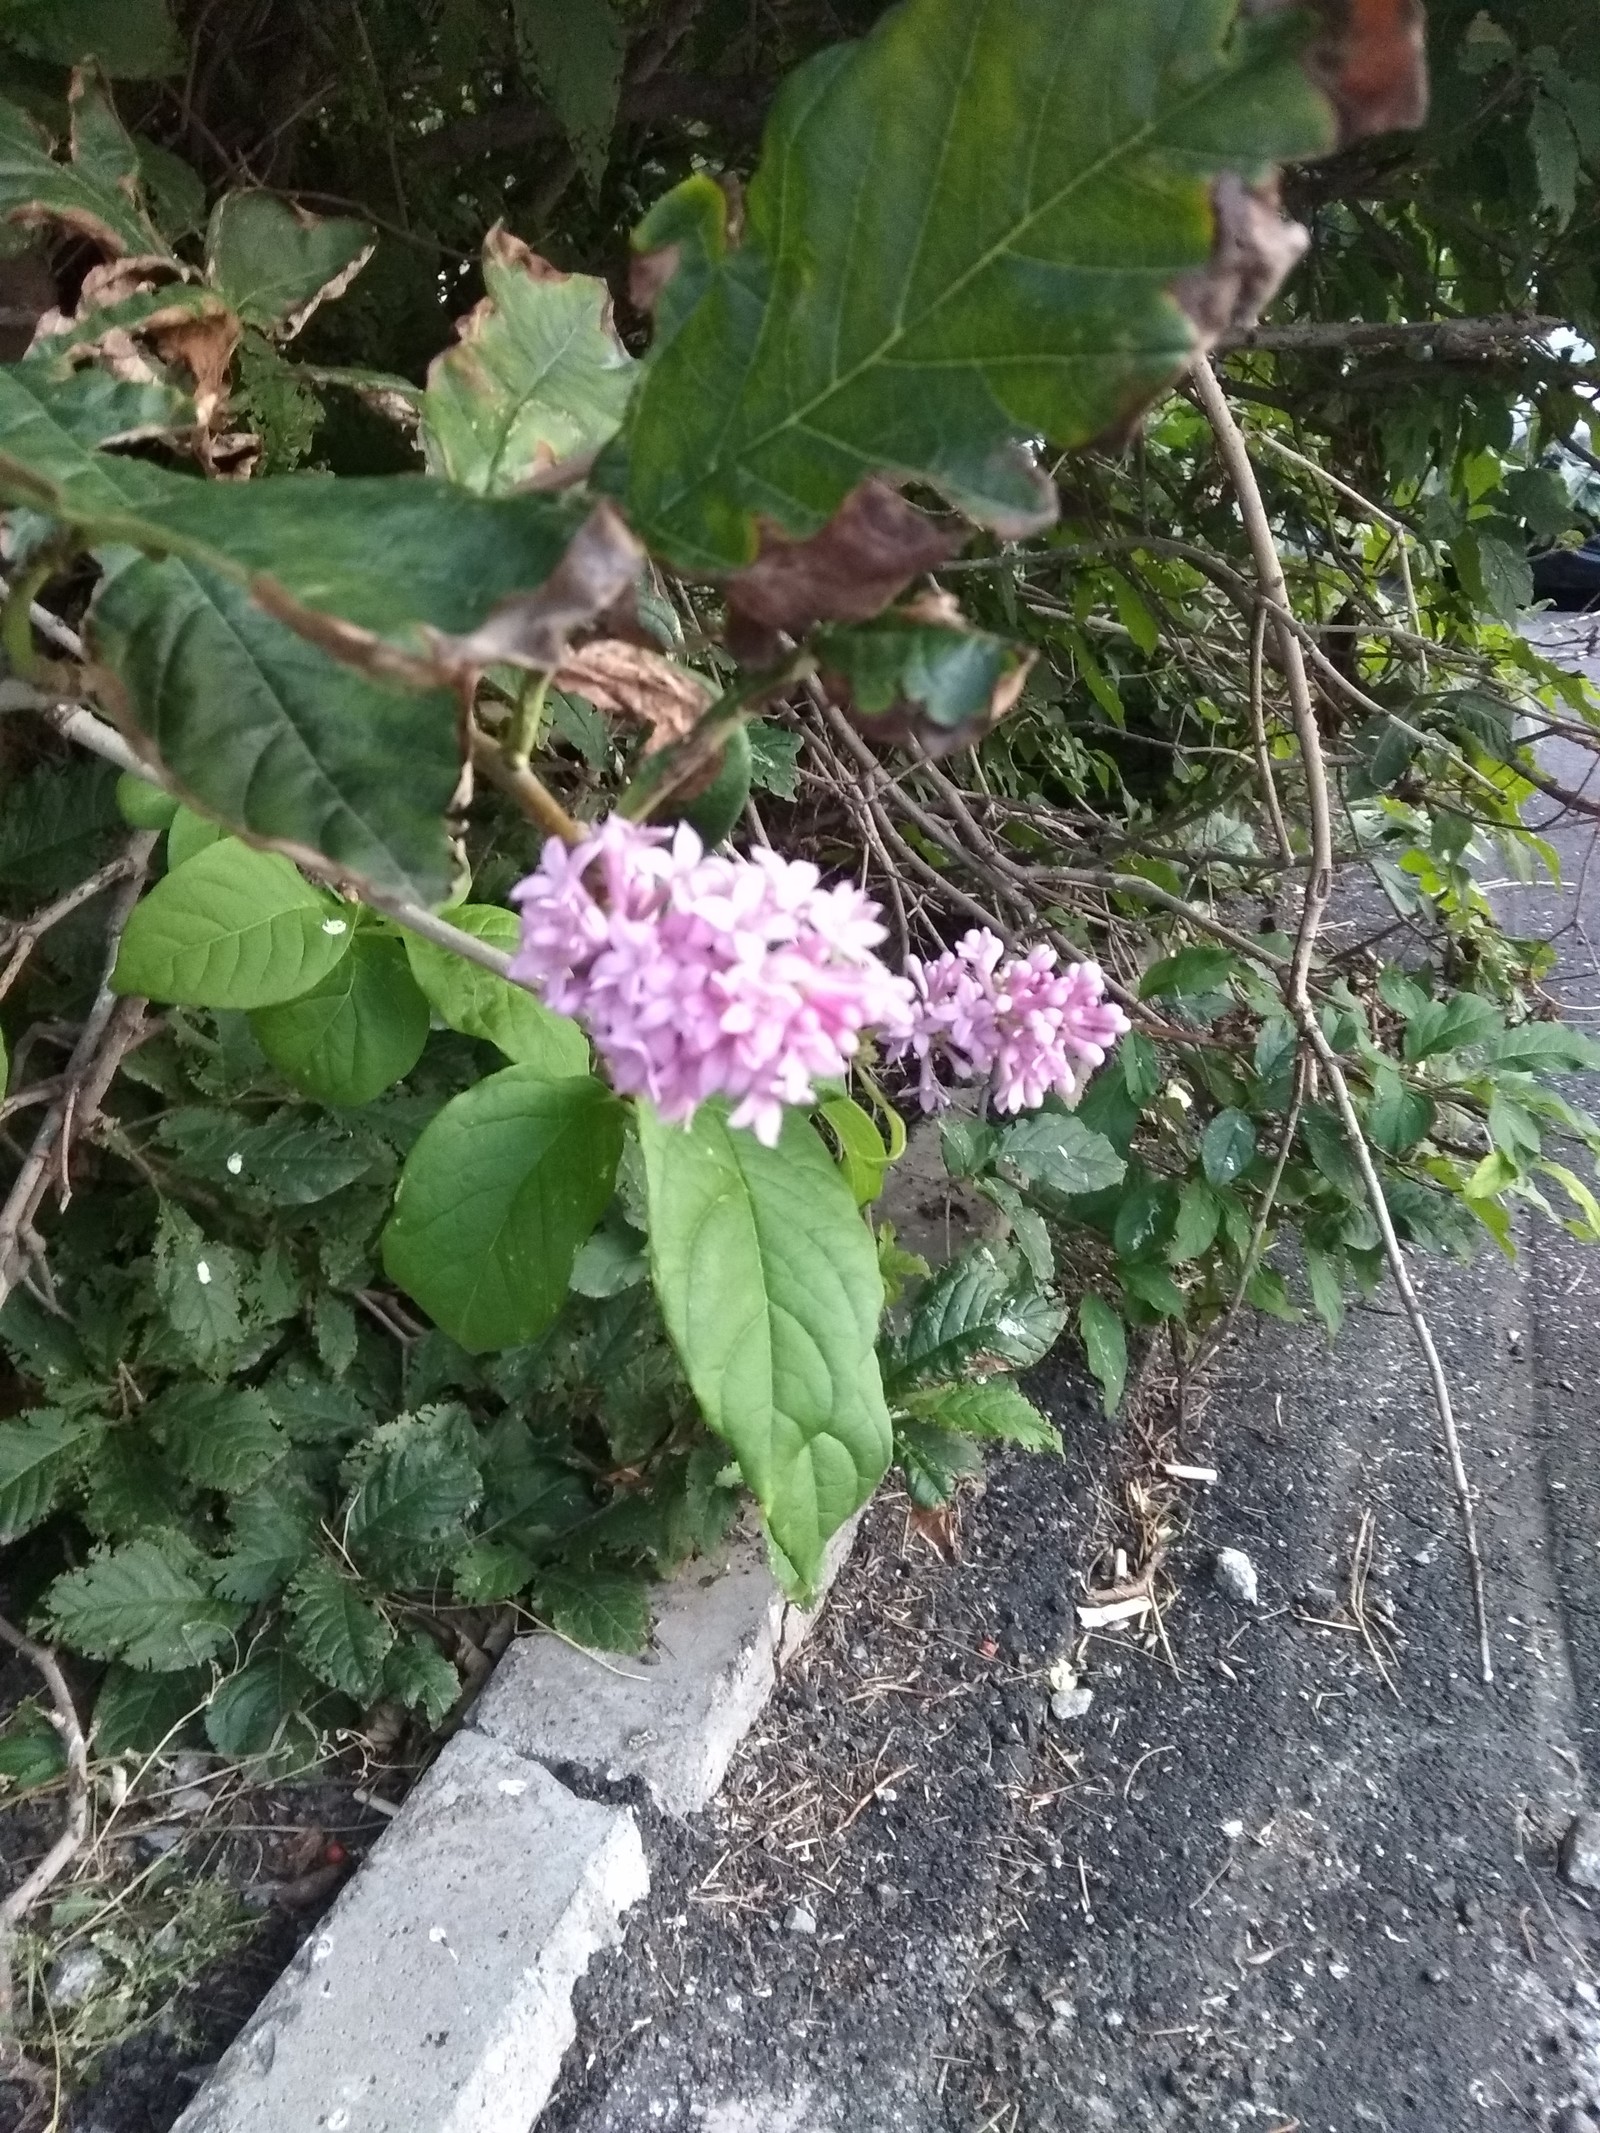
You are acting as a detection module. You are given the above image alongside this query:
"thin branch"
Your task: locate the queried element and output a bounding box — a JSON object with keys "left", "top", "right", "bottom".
{"left": 1220, "top": 313, "right": 1565, "bottom": 357}
{"left": 0, "top": 859, "right": 136, "bottom": 1004}
{"left": 0, "top": 1613, "right": 90, "bottom": 2025}
{"left": 1196, "top": 357, "right": 1494, "bottom": 1686}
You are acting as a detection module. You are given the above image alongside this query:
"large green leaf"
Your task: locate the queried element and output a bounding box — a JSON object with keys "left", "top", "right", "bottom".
{"left": 382, "top": 1066, "right": 624, "bottom": 1353}
{"left": 423, "top": 226, "right": 637, "bottom": 493}
{"left": 402, "top": 905, "right": 588, "bottom": 1072}
{"left": 113, "top": 839, "right": 355, "bottom": 1009}
{"left": 91, "top": 557, "right": 459, "bottom": 904}
{"left": 886, "top": 1243, "right": 1065, "bottom": 1390}
{"left": 285, "top": 1557, "right": 393, "bottom": 1701}
{"left": 0, "top": 367, "right": 188, "bottom": 530}
{"left": 998, "top": 1112, "right": 1127, "bottom": 1197}
{"left": 205, "top": 191, "right": 373, "bottom": 336}
{"left": 638, "top": 1102, "right": 892, "bottom": 1589}
{"left": 0, "top": 1409, "right": 103, "bottom": 1542}
{"left": 154, "top": 1385, "right": 284, "bottom": 1494}
{"left": 0, "top": 75, "right": 172, "bottom": 257}
{"left": 251, "top": 931, "right": 430, "bottom": 1107}
{"left": 512, "top": 0, "right": 626, "bottom": 196}
{"left": 44, "top": 1536, "right": 245, "bottom": 1670}
{"left": 345, "top": 1411, "right": 482, "bottom": 1579}
{"left": 610, "top": 0, "right": 1336, "bottom": 571}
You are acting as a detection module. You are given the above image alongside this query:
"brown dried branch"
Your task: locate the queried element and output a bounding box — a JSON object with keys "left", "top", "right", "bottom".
{"left": 0, "top": 1612, "right": 90, "bottom": 2025}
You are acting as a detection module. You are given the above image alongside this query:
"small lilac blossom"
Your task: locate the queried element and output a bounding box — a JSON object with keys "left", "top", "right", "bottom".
{"left": 508, "top": 815, "right": 916, "bottom": 1147}
{"left": 893, "top": 928, "right": 1129, "bottom": 1114}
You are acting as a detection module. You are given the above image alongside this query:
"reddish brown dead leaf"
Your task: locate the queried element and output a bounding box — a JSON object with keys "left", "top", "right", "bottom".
{"left": 149, "top": 307, "right": 242, "bottom": 433}
{"left": 1171, "top": 174, "right": 1309, "bottom": 348}
{"left": 909, "top": 1502, "right": 961, "bottom": 1562}
{"left": 553, "top": 639, "right": 714, "bottom": 751}
{"left": 726, "top": 478, "right": 962, "bottom": 642}
{"left": 1247, "top": 0, "right": 1427, "bottom": 142}
{"left": 432, "top": 500, "right": 645, "bottom": 675}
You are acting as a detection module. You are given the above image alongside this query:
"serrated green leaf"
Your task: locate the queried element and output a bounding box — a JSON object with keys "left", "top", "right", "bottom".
{"left": 0, "top": 1705, "right": 66, "bottom": 1793}
{"left": 1366, "top": 1064, "right": 1433, "bottom": 1156}
{"left": 479, "top": 1416, "right": 591, "bottom": 1540}
{"left": 815, "top": 610, "right": 1029, "bottom": 748}
{"left": 312, "top": 1291, "right": 358, "bottom": 1378}
{"left": 285, "top": 1558, "right": 393, "bottom": 1700}
{"left": 93, "top": 1664, "right": 210, "bottom": 1755}
{"left": 45, "top": 1537, "right": 245, "bottom": 1669}
{"left": 1304, "top": 1244, "right": 1346, "bottom": 1339}
{"left": 453, "top": 1538, "right": 537, "bottom": 1603}
{"left": 92, "top": 558, "right": 458, "bottom": 906}
{"left": 0, "top": 77, "right": 172, "bottom": 258}
{"left": 899, "top": 1377, "right": 1058, "bottom": 1453}
{"left": 999, "top": 1111, "right": 1126, "bottom": 1197}
{"left": 403, "top": 906, "right": 587, "bottom": 1072}
{"left": 213, "top": 1480, "right": 318, "bottom": 1604}
{"left": 205, "top": 1645, "right": 332, "bottom": 1775}
{"left": 156, "top": 1106, "right": 384, "bottom": 1207}
{"left": 205, "top": 190, "right": 372, "bottom": 335}
{"left": 895, "top": 1417, "right": 983, "bottom": 1508}
{"left": 153, "top": 1384, "right": 284, "bottom": 1494}
{"left": 639, "top": 1101, "right": 892, "bottom": 1590}
{"left": 423, "top": 226, "right": 636, "bottom": 491}
{"left": 114, "top": 839, "right": 355, "bottom": 1009}
{"left": 383, "top": 1065, "right": 624, "bottom": 1354}
{"left": 1200, "top": 1107, "right": 1256, "bottom": 1187}
{"left": 382, "top": 1633, "right": 459, "bottom": 1726}
{"left": 82, "top": 1431, "right": 184, "bottom": 1537}
{"left": 611, "top": 0, "right": 1334, "bottom": 571}
{"left": 0, "top": 1409, "right": 103, "bottom": 1542}
{"left": 251, "top": 930, "right": 429, "bottom": 1107}
{"left": 152, "top": 1203, "right": 244, "bottom": 1370}
{"left": 1168, "top": 1178, "right": 1222, "bottom": 1264}
{"left": 889, "top": 1244, "right": 1065, "bottom": 1389}
{"left": 345, "top": 1413, "right": 481, "bottom": 1578}
{"left": 1077, "top": 1292, "right": 1126, "bottom": 1415}
{"left": 534, "top": 1566, "right": 651, "bottom": 1652}
{"left": 746, "top": 722, "right": 803, "bottom": 799}
{"left": 512, "top": 0, "right": 625, "bottom": 196}
{"left": 939, "top": 1116, "right": 999, "bottom": 1179}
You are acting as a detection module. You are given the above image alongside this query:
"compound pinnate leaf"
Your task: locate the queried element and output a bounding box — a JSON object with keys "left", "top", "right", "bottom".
{"left": 285, "top": 1557, "right": 393, "bottom": 1701}
{"left": 638, "top": 1102, "right": 892, "bottom": 1591}
{"left": 205, "top": 191, "right": 373, "bottom": 337}
{"left": 251, "top": 931, "right": 430, "bottom": 1108}
{"left": 0, "top": 72, "right": 171, "bottom": 258}
{"left": 612, "top": 0, "right": 1374, "bottom": 574}
{"left": 0, "top": 1409, "right": 103, "bottom": 1542}
{"left": 92, "top": 557, "right": 458, "bottom": 905}
{"left": 424, "top": 226, "right": 637, "bottom": 493}
{"left": 113, "top": 839, "right": 355, "bottom": 1009}
{"left": 45, "top": 1536, "right": 245, "bottom": 1670}
{"left": 402, "top": 905, "right": 588, "bottom": 1073}
{"left": 382, "top": 1066, "right": 624, "bottom": 1354}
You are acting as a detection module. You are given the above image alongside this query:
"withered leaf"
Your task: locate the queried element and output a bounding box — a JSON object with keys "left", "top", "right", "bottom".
{"left": 726, "top": 478, "right": 961, "bottom": 642}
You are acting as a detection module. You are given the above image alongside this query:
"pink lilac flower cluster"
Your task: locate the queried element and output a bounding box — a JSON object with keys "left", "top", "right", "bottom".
{"left": 891, "top": 927, "right": 1130, "bottom": 1115}
{"left": 508, "top": 815, "right": 917, "bottom": 1147}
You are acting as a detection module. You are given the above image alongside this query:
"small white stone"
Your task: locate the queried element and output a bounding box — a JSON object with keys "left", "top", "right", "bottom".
{"left": 1214, "top": 1548, "right": 1259, "bottom": 1606}
{"left": 784, "top": 1904, "right": 817, "bottom": 1936}
{"left": 226, "top": 1152, "right": 244, "bottom": 1175}
{"left": 195, "top": 1260, "right": 211, "bottom": 1285}
{"left": 497, "top": 1778, "right": 528, "bottom": 1797}
{"left": 1050, "top": 1685, "right": 1094, "bottom": 1723}
{"left": 47, "top": 1946, "right": 107, "bottom": 2008}
{"left": 1221, "top": 1818, "right": 1245, "bottom": 1840}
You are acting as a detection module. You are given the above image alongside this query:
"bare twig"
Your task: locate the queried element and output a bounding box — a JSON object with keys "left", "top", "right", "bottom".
{"left": 1196, "top": 357, "right": 1494, "bottom": 1686}
{"left": 1220, "top": 313, "right": 1564, "bottom": 357}
{"left": 0, "top": 859, "right": 135, "bottom": 1004}
{"left": 0, "top": 1614, "right": 90, "bottom": 2025}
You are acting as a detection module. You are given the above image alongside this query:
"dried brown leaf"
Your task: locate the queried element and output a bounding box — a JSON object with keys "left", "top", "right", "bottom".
{"left": 726, "top": 478, "right": 961, "bottom": 641}
{"left": 553, "top": 639, "right": 714, "bottom": 751}
{"left": 432, "top": 500, "right": 645, "bottom": 675}
{"left": 1170, "top": 174, "right": 1310, "bottom": 349}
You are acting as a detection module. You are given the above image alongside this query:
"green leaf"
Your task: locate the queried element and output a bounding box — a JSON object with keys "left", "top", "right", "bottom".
{"left": 639, "top": 1101, "right": 892, "bottom": 1590}
{"left": 533, "top": 1566, "right": 651, "bottom": 1652}
{"left": 1467, "top": 1023, "right": 1600, "bottom": 1075}
{"left": 45, "top": 1536, "right": 245, "bottom": 1669}
{"left": 818, "top": 1094, "right": 894, "bottom": 1205}
{"left": 116, "top": 771, "right": 179, "bottom": 830}
{"left": 204, "top": 190, "right": 372, "bottom": 335}
{"left": 0, "top": 1705, "right": 66, "bottom": 1793}
{"left": 166, "top": 805, "right": 224, "bottom": 869}
{"left": 611, "top": 0, "right": 1334, "bottom": 571}
{"left": 746, "top": 722, "right": 803, "bottom": 799}
{"left": 998, "top": 1111, "right": 1126, "bottom": 1197}
{"left": 154, "top": 1384, "right": 284, "bottom": 1494}
{"left": 0, "top": 0, "right": 185, "bottom": 76}
{"left": 899, "top": 1377, "right": 1058, "bottom": 1453}
{"left": 1366, "top": 1064, "right": 1432, "bottom": 1155}
{"left": 1119, "top": 1258, "right": 1186, "bottom": 1317}
{"left": 383, "top": 1633, "right": 460, "bottom": 1726}
{"left": 94, "top": 1665, "right": 209, "bottom": 1755}
{"left": 313, "top": 1291, "right": 358, "bottom": 1377}
{"left": 345, "top": 1411, "right": 482, "bottom": 1578}
{"left": 152, "top": 1204, "right": 244, "bottom": 1370}
{"left": 1200, "top": 1107, "right": 1256, "bottom": 1187}
{"left": 887, "top": 1242, "right": 1065, "bottom": 1388}
{"left": 814, "top": 610, "right": 1030, "bottom": 749}
{"left": 213, "top": 1481, "right": 318, "bottom": 1605}
{"left": 972, "top": 1176, "right": 1054, "bottom": 1283}
{"left": 1140, "top": 945, "right": 1239, "bottom": 1001}
{"left": 896, "top": 1418, "right": 983, "bottom": 1508}
{"left": 1402, "top": 991, "right": 1504, "bottom": 1063}
{"left": 1530, "top": 91, "right": 1581, "bottom": 222}
{"left": 92, "top": 558, "right": 459, "bottom": 905}
{"left": 403, "top": 905, "right": 587, "bottom": 1072}
{"left": 1304, "top": 1244, "right": 1346, "bottom": 1339}
{"left": 1168, "top": 1178, "right": 1222, "bottom": 1264}
{"left": 113, "top": 839, "right": 356, "bottom": 1008}
{"left": 205, "top": 1647, "right": 327, "bottom": 1774}
{"left": 0, "top": 1408, "right": 103, "bottom": 1542}
{"left": 939, "top": 1116, "right": 999, "bottom": 1179}
{"left": 0, "top": 75, "right": 172, "bottom": 258}
{"left": 285, "top": 1557, "right": 393, "bottom": 1701}
{"left": 1077, "top": 1292, "right": 1127, "bottom": 1415}
{"left": 512, "top": 0, "right": 626, "bottom": 196}
{"left": 251, "top": 930, "right": 430, "bottom": 1107}
{"left": 157, "top": 1106, "right": 382, "bottom": 1206}
{"left": 423, "top": 226, "right": 637, "bottom": 492}
{"left": 453, "top": 1538, "right": 536, "bottom": 1603}
{"left": 1299, "top": 1103, "right": 1365, "bottom": 1196}
{"left": 383, "top": 1066, "right": 624, "bottom": 1354}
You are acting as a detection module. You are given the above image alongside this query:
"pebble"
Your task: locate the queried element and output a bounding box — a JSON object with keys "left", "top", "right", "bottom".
{"left": 1422, "top": 1963, "right": 1449, "bottom": 1986}
{"left": 784, "top": 1904, "right": 817, "bottom": 1936}
{"left": 1050, "top": 1685, "right": 1094, "bottom": 1723}
{"left": 1010, "top": 2007, "right": 1042, "bottom": 2037}
{"left": 47, "top": 1946, "right": 107, "bottom": 2008}
{"left": 1560, "top": 1813, "right": 1600, "bottom": 1893}
{"left": 1214, "top": 1549, "right": 1259, "bottom": 1606}
{"left": 1298, "top": 1580, "right": 1339, "bottom": 1613}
